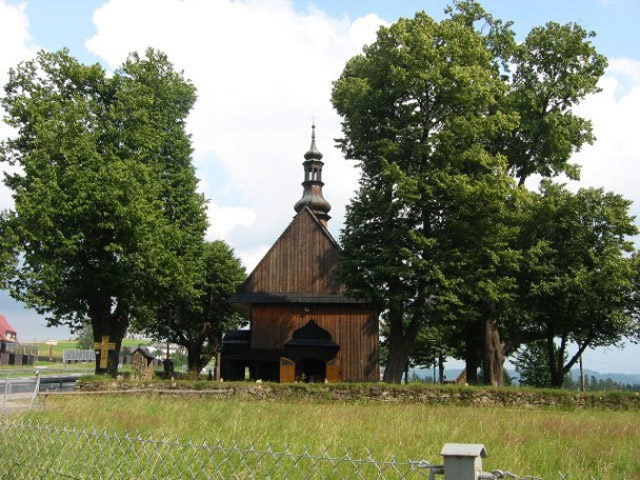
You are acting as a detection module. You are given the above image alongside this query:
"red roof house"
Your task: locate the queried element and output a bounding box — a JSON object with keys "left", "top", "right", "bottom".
{"left": 0, "top": 315, "right": 18, "bottom": 343}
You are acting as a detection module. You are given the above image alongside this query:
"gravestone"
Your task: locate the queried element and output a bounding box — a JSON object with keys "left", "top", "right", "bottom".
{"left": 163, "top": 358, "right": 174, "bottom": 378}
{"left": 131, "top": 347, "right": 155, "bottom": 380}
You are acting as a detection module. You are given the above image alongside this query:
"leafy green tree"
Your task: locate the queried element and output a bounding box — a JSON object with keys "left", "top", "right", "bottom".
{"left": 133, "top": 240, "right": 246, "bottom": 378}
{"left": 503, "top": 22, "right": 607, "bottom": 185}
{"left": 75, "top": 323, "right": 94, "bottom": 350}
{"left": 562, "top": 372, "right": 577, "bottom": 391}
{"left": 332, "top": 1, "right": 609, "bottom": 385}
{"left": 440, "top": 3, "right": 607, "bottom": 387}
{"left": 0, "top": 49, "right": 206, "bottom": 376}
{"left": 517, "top": 182, "right": 638, "bottom": 387}
{"left": 409, "top": 326, "right": 447, "bottom": 383}
{"left": 513, "top": 340, "right": 563, "bottom": 388}
{"left": 332, "top": 4, "right": 519, "bottom": 383}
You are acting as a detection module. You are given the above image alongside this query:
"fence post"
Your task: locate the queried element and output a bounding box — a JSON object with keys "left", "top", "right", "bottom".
{"left": 31, "top": 371, "right": 41, "bottom": 408}
{"left": 2, "top": 378, "right": 8, "bottom": 414}
{"left": 440, "top": 443, "right": 488, "bottom": 480}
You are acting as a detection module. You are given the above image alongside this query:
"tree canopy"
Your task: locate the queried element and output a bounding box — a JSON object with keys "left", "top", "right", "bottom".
{"left": 332, "top": 3, "right": 519, "bottom": 383}
{"left": 332, "top": 0, "right": 630, "bottom": 385}
{"left": 132, "top": 240, "right": 246, "bottom": 378}
{"left": 0, "top": 49, "right": 207, "bottom": 376}
{"left": 516, "top": 182, "right": 638, "bottom": 386}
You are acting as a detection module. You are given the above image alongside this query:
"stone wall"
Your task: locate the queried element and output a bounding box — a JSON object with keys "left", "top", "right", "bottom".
{"left": 73, "top": 380, "right": 640, "bottom": 409}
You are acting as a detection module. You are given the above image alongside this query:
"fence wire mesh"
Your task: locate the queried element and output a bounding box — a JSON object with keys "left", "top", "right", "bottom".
{"left": 479, "top": 470, "right": 542, "bottom": 479}
{"left": 0, "top": 418, "right": 444, "bottom": 479}
{"left": 0, "top": 376, "right": 39, "bottom": 416}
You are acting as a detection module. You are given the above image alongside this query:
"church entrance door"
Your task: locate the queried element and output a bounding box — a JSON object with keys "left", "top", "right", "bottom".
{"left": 279, "top": 357, "right": 295, "bottom": 383}
{"left": 326, "top": 357, "right": 341, "bottom": 383}
{"left": 296, "top": 357, "right": 326, "bottom": 383}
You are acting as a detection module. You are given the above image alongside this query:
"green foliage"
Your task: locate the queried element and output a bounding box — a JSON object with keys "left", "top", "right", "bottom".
{"left": 332, "top": 1, "right": 617, "bottom": 385}
{"left": 516, "top": 182, "right": 638, "bottom": 386}
{"left": 132, "top": 240, "right": 246, "bottom": 375}
{"left": 513, "top": 340, "right": 563, "bottom": 388}
{"left": 75, "top": 323, "right": 94, "bottom": 350}
{"left": 0, "top": 49, "right": 206, "bottom": 376}
{"left": 504, "top": 22, "right": 607, "bottom": 184}
{"left": 332, "top": 2, "right": 522, "bottom": 382}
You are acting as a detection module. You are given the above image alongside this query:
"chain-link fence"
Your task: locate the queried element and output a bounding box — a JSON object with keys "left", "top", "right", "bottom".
{"left": 0, "top": 375, "right": 39, "bottom": 416}
{"left": 0, "top": 418, "right": 445, "bottom": 479}
{"left": 0, "top": 417, "right": 584, "bottom": 480}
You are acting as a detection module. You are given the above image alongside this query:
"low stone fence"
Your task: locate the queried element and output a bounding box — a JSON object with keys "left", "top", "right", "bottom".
{"left": 73, "top": 380, "right": 640, "bottom": 409}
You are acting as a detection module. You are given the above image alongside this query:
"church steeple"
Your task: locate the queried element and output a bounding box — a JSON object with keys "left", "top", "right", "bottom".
{"left": 294, "top": 124, "right": 331, "bottom": 227}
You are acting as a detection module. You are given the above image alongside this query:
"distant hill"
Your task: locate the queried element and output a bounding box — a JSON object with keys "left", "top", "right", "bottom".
{"left": 569, "top": 369, "right": 640, "bottom": 387}
{"left": 410, "top": 366, "right": 640, "bottom": 387}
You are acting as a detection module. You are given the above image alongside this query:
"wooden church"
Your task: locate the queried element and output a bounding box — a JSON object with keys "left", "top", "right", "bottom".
{"left": 222, "top": 126, "right": 379, "bottom": 383}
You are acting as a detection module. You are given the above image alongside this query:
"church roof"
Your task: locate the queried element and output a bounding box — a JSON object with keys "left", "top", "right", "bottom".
{"left": 132, "top": 346, "right": 155, "bottom": 360}
{"left": 229, "top": 207, "right": 364, "bottom": 310}
{"left": 233, "top": 206, "right": 340, "bottom": 294}
{"left": 228, "top": 125, "right": 368, "bottom": 312}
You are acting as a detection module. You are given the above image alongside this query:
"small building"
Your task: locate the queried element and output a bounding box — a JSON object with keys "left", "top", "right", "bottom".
{"left": 222, "top": 126, "right": 380, "bottom": 383}
{"left": 131, "top": 346, "right": 155, "bottom": 380}
{"left": 0, "top": 315, "right": 17, "bottom": 343}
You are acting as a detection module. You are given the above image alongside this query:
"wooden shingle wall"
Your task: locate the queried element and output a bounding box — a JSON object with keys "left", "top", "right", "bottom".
{"left": 241, "top": 208, "right": 344, "bottom": 295}
{"left": 251, "top": 304, "right": 379, "bottom": 382}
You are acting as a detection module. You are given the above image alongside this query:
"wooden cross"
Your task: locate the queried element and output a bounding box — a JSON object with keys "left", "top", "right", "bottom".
{"left": 94, "top": 335, "right": 116, "bottom": 369}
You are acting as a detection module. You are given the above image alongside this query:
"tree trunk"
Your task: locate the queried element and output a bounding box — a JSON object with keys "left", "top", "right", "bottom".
{"left": 91, "top": 315, "right": 128, "bottom": 377}
{"left": 546, "top": 337, "right": 564, "bottom": 388}
{"left": 383, "top": 309, "right": 420, "bottom": 383}
{"left": 438, "top": 352, "right": 445, "bottom": 384}
{"left": 186, "top": 327, "right": 220, "bottom": 380}
{"left": 464, "top": 323, "right": 480, "bottom": 385}
{"left": 187, "top": 343, "right": 203, "bottom": 379}
{"left": 482, "top": 317, "right": 505, "bottom": 387}
{"left": 547, "top": 335, "right": 593, "bottom": 389}
{"left": 384, "top": 338, "right": 412, "bottom": 383}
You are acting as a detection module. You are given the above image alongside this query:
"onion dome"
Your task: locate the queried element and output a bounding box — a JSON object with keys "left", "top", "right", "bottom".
{"left": 304, "top": 125, "right": 324, "bottom": 161}
{"left": 294, "top": 123, "right": 332, "bottom": 226}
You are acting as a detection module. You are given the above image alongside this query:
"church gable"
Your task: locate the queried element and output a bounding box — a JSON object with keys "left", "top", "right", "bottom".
{"left": 240, "top": 207, "right": 344, "bottom": 295}
{"left": 222, "top": 125, "right": 379, "bottom": 383}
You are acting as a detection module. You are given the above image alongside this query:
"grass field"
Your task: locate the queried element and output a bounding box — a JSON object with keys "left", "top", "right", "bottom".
{"left": 25, "top": 393, "right": 640, "bottom": 478}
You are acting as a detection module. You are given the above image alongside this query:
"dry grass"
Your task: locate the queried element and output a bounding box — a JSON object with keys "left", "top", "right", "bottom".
{"left": 26, "top": 394, "right": 640, "bottom": 478}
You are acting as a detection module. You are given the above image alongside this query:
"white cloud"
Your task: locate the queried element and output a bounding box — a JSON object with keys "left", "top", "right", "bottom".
{"left": 85, "top": 0, "right": 386, "bottom": 268}
{"left": 572, "top": 59, "right": 640, "bottom": 221}
{"left": 236, "top": 244, "right": 270, "bottom": 272}
{"left": 205, "top": 201, "right": 256, "bottom": 241}
{"left": 608, "top": 58, "right": 640, "bottom": 83}
{"left": 0, "top": 1, "right": 33, "bottom": 77}
{"left": 85, "top": 0, "right": 640, "bottom": 269}
{"left": 0, "top": 0, "right": 38, "bottom": 212}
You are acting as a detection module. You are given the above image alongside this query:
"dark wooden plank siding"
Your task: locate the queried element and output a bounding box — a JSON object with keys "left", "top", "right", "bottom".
{"left": 241, "top": 209, "right": 344, "bottom": 295}
{"left": 233, "top": 207, "right": 379, "bottom": 382}
{"left": 251, "top": 304, "right": 379, "bottom": 382}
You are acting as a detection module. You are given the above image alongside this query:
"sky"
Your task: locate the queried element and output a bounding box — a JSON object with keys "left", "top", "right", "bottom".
{"left": 0, "top": 0, "right": 639, "bottom": 374}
